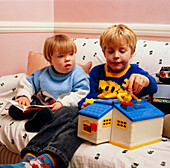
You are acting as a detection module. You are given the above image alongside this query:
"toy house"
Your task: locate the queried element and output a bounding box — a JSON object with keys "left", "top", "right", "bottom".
{"left": 78, "top": 99, "right": 164, "bottom": 150}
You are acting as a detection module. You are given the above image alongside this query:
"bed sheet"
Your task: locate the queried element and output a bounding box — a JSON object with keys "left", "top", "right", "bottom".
{"left": 69, "top": 139, "right": 170, "bottom": 168}
{"left": 0, "top": 73, "right": 37, "bottom": 154}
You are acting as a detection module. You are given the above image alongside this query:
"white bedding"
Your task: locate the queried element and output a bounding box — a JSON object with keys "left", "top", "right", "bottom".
{"left": 69, "top": 139, "right": 170, "bottom": 168}
{"left": 1, "top": 73, "right": 170, "bottom": 168}
{"left": 0, "top": 73, "right": 36, "bottom": 154}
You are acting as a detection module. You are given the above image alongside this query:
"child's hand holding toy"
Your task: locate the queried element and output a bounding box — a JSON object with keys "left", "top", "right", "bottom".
{"left": 124, "top": 74, "right": 150, "bottom": 94}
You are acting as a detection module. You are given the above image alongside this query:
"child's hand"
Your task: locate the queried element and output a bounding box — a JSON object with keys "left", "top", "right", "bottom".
{"left": 81, "top": 102, "right": 90, "bottom": 109}
{"left": 15, "top": 96, "right": 30, "bottom": 106}
{"left": 124, "top": 74, "right": 149, "bottom": 94}
{"left": 49, "top": 101, "right": 63, "bottom": 112}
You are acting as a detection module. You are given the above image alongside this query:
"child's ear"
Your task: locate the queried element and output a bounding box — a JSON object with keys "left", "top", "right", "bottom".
{"left": 102, "top": 49, "right": 106, "bottom": 57}
{"left": 131, "top": 49, "right": 136, "bottom": 58}
{"left": 49, "top": 60, "right": 52, "bottom": 65}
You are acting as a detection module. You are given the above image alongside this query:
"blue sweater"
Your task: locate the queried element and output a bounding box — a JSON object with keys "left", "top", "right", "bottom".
{"left": 78, "top": 63, "right": 157, "bottom": 107}
{"left": 16, "top": 65, "right": 90, "bottom": 107}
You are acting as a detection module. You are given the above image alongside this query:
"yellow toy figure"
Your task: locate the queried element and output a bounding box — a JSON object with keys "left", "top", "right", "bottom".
{"left": 86, "top": 91, "right": 141, "bottom": 106}
{"left": 117, "top": 91, "right": 141, "bottom": 104}
{"left": 85, "top": 98, "right": 97, "bottom": 104}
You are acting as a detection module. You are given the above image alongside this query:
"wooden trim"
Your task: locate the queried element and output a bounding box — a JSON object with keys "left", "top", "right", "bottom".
{"left": 0, "top": 21, "right": 170, "bottom": 37}
{"left": 0, "top": 21, "right": 54, "bottom": 33}
{"left": 54, "top": 22, "right": 170, "bottom": 37}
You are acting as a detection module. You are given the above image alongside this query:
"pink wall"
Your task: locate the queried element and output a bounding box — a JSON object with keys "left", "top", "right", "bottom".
{"left": 54, "top": 0, "right": 170, "bottom": 24}
{"left": 0, "top": 0, "right": 170, "bottom": 76}
{"left": 54, "top": 0, "right": 170, "bottom": 41}
{"left": 0, "top": 0, "right": 54, "bottom": 22}
{"left": 0, "top": 33, "right": 53, "bottom": 75}
{"left": 0, "top": 0, "right": 54, "bottom": 76}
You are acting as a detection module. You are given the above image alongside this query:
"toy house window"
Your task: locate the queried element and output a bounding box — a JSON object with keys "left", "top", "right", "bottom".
{"left": 82, "top": 119, "right": 92, "bottom": 136}
{"left": 116, "top": 119, "right": 127, "bottom": 129}
{"left": 102, "top": 117, "right": 112, "bottom": 127}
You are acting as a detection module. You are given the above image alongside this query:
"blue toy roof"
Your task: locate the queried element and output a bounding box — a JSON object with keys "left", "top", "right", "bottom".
{"left": 79, "top": 99, "right": 164, "bottom": 122}
{"left": 79, "top": 100, "right": 114, "bottom": 119}
{"left": 114, "top": 99, "right": 164, "bottom": 122}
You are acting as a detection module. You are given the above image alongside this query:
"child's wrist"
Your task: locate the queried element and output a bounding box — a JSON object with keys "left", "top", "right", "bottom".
{"left": 16, "top": 95, "right": 27, "bottom": 99}
{"left": 56, "top": 101, "right": 63, "bottom": 107}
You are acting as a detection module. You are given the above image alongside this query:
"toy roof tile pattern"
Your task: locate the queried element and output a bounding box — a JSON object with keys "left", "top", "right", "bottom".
{"left": 79, "top": 101, "right": 113, "bottom": 119}
{"left": 114, "top": 99, "right": 165, "bottom": 122}
{"left": 79, "top": 99, "right": 164, "bottom": 122}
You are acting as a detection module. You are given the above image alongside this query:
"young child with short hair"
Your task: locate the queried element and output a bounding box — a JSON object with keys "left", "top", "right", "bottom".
{"left": 79, "top": 24, "right": 157, "bottom": 108}
{"left": 9, "top": 34, "right": 90, "bottom": 132}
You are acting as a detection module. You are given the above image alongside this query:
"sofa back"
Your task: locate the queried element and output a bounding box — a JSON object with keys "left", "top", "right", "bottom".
{"left": 74, "top": 38, "right": 170, "bottom": 82}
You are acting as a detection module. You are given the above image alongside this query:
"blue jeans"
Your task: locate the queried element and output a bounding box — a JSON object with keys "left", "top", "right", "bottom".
{"left": 21, "top": 106, "right": 84, "bottom": 168}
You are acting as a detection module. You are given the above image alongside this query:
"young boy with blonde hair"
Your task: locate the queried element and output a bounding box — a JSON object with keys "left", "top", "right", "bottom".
{"left": 79, "top": 24, "right": 157, "bottom": 108}
{"left": 9, "top": 34, "right": 90, "bottom": 132}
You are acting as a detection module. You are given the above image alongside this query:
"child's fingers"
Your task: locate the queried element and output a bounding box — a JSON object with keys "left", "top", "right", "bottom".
{"left": 51, "top": 107, "right": 57, "bottom": 112}
{"left": 20, "top": 101, "right": 29, "bottom": 106}
{"left": 16, "top": 99, "right": 26, "bottom": 106}
{"left": 81, "top": 102, "right": 90, "bottom": 109}
{"left": 51, "top": 105, "right": 58, "bottom": 112}
{"left": 15, "top": 97, "right": 30, "bottom": 106}
{"left": 126, "top": 75, "right": 135, "bottom": 92}
{"left": 25, "top": 101, "right": 30, "bottom": 106}
{"left": 133, "top": 81, "right": 143, "bottom": 94}
{"left": 125, "top": 74, "right": 150, "bottom": 94}
{"left": 129, "top": 75, "right": 143, "bottom": 94}
{"left": 51, "top": 102, "right": 63, "bottom": 112}
{"left": 130, "top": 74, "right": 149, "bottom": 94}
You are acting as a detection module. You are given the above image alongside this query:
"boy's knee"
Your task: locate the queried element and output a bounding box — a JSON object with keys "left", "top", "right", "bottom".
{"left": 8, "top": 105, "right": 23, "bottom": 120}
{"left": 54, "top": 106, "right": 79, "bottom": 118}
{"left": 8, "top": 105, "right": 34, "bottom": 120}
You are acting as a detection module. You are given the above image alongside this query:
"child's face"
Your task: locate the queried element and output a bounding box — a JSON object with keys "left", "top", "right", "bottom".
{"left": 50, "top": 50, "right": 76, "bottom": 74}
{"left": 103, "top": 40, "right": 134, "bottom": 73}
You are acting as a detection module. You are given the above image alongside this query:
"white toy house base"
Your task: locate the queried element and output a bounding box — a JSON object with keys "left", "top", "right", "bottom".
{"left": 78, "top": 99, "right": 164, "bottom": 150}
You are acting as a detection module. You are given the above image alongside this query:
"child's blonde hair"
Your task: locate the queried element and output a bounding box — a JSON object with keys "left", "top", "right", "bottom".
{"left": 100, "top": 24, "right": 137, "bottom": 54}
{"left": 43, "top": 34, "right": 77, "bottom": 62}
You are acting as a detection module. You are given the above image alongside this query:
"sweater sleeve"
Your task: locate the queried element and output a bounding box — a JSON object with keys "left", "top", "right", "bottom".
{"left": 16, "top": 68, "right": 45, "bottom": 101}
{"left": 16, "top": 74, "right": 35, "bottom": 101}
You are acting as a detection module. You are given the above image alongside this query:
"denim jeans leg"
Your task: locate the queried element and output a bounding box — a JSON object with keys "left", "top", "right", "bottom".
{"left": 43, "top": 112, "right": 84, "bottom": 167}
{"left": 21, "top": 106, "right": 84, "bottom": 167}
